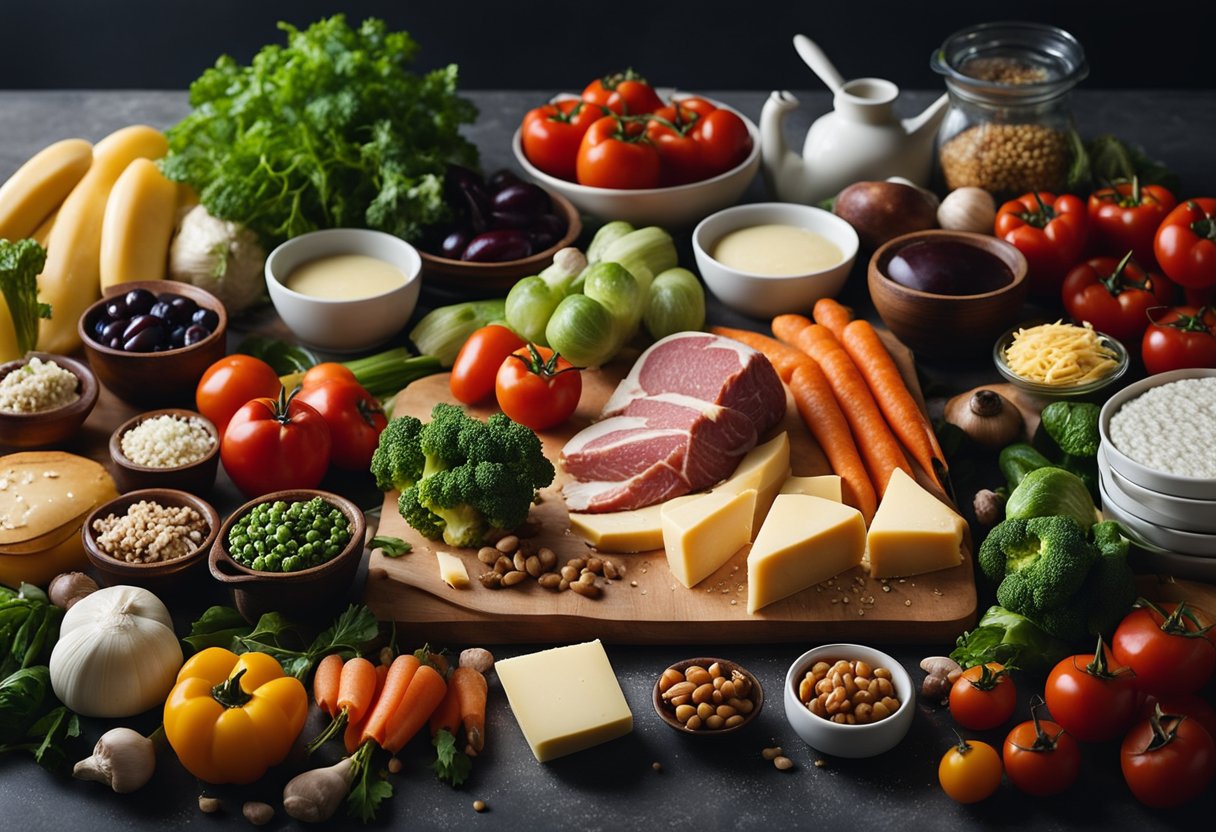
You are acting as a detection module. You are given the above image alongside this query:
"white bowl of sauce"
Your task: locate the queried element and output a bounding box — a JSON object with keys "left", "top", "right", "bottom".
{"left": 265, "top": 229, "right": 422, "bottom": 353}
{"left": 692, "top": 203, "right": 859, "bottom": 318}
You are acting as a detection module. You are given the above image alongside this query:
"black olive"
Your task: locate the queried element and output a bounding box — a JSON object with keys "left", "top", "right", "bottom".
{"left": 104, "top": 299, "right": 127, "bottom": 321}
{"left": 183, "top": 325, "right": 209, "bottom": 346}
{"left": 124, "top": 288, "right": 155, "bottom": 316}
{"left": 191, "top": 308, "right": 220, "bottom": 331}
{"left": 149, "top": 300, "right": 173, "bottom": 321}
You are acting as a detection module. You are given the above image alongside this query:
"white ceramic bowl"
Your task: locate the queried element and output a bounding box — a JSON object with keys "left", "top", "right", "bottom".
{"left": 783, "top": 643, "right": 913, "bottom": 758}
{"left": 1099, "top": 368, "right": 1216, "bottom": 500}
{"left": 1099, "top": 477, "right": 1216, "bottom": 557}
{"left": 1098, "top": 446, "right": 1216, "bottom": 533}
{"left": 511, "top": 97, "right": 761, "bottom": 228}
{"left": 692, "top": 203, "right": 859, "bottom": 318}
{"left": 265, "top": 229, "right": 422, "bottom": 353}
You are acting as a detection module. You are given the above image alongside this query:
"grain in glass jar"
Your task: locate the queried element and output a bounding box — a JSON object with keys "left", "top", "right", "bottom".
{"left": 931, "top": 22, "right": 1088, "bottom": 199}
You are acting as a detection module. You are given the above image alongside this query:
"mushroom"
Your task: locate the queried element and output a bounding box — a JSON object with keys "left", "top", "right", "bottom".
{"left": 72, "top": 727, "right": 156, "bottom": 793}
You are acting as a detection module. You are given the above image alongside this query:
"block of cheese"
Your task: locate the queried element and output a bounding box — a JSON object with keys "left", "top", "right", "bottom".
{"left": 661, "top": 488, "right": 756, "bottom": 588}
{"left": 866, "top": 467, "right": 966, "bottom": 578}
{"left": 568, "top": 495, "right": 695, "bottom": 553}
{"left": 779, "top": 474, "right": 842, "bottom": 502}
{"left": 495, "top": 640, "right": 633, "bottom": 762}
{"left": 435, "top": 551, "right": 470, "bottom": 589}
{"left": 712, "top": 432, "right": 790, "bottom": 531}
{"left": 747, "top": 494, "right": 866, "bottom": 614}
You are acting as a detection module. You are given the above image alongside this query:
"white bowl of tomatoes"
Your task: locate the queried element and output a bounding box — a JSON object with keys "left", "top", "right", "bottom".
{"left": 513, "top": 75, "right": 760, "bottom": 228}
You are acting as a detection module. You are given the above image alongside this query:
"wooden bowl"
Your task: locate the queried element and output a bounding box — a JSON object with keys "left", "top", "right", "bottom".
{"left": 417, "top": 189, "right": 582, "bottom": 293}
{"left": 83, "top": 488, "right": 219, "bottom": 597}
{"left": 868, "top": 230, "right": 1027, "bottom": 358}
{"left": 209, "top": 489, "right": 366, "bottom": 622}
{"left": 0, "top": 353, "right": 98, "bottom": 448}
{"left": 78, "top": 281, "right": 228, "bottom": 407}
{"left": 652, "top": 657, "right": 764, "bottom": 736}
{"left": 109, "top": 408, "right": 220, "bottom": 494}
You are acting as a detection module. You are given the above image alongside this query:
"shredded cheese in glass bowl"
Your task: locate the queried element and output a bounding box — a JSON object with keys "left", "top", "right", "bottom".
{"left": 993, "top": 320, "right": 1128, "bottom": 397}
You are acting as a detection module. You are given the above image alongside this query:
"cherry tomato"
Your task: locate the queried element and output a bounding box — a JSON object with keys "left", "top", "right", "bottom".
{"left": 1140, "top": 694, "right": 1216, "bottom": 743}
{"left": 1121, "top": 705, "right": 1216, "bottom": 808}
{"left": 221, "top": 388, "right": 332, "bottom": 498}
{"left": 1087, "top": 179, "right": 1177, "bottom": 267}
{"left": 301, "top": 362, "right": 357, "bottom": 389}
{"left": 673, "top": 96, "right": 718, "bottom": 120}
{"left": 949, "top": 662, "right": 1017, "bottom": 731}
{"left": 1044, "top": 638, "right": 1139, "bottom": 743}
{"left": 521, "top": 99, "right": 604, "bottom": 182}
{"left": 450, "top": 324, "right": 526, "bottom": 405}
{"left": 995, "top": 192, "right": 1088, "bottom": 298}
{"left": 645, "top": 104, "right": 707, "bottom": 186}
{"left": 581, "top": 70, "right": 663, "bottom": 116}
{"left": 1140, "top": 305, "right": 1216, "bottom": 375}
{"left": 1111, "top": 601, "right": 1216, "bottom": 695}
{"left": 1002, "top": 699, "right": 1080, "bottom": 796}
{"left": 938, "top": 736, "right": 1003, "bottom": 804}
{"left": 196, "top": 355, "right": 281, "bottom": 437}
{"left": 495, "top": 344, "right": 581, "bottom": 431}
{"left": 1154, "top": 198, "right": 1216, "bottom": 289}
{"left": 576, "top": 115, "right": 661, "bottom": 190}
{"left": 690, "top": 108, "right": 753, "bottom": 177}
{"left": 1061, "top": 251, "right": 1175, "bottom": 343}
{"left": 295, "top": 379, "right": 387, "bottom": 470}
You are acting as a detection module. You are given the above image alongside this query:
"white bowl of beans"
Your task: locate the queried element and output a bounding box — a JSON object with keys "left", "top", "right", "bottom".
{"left": 783, "top": 643, "right": 913, "bottom": 758}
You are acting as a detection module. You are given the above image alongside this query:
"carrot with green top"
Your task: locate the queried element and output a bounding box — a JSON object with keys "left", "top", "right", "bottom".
{"left": 812, "top": 298, "right": 854, "bottom": 339}
{"left": 313, "top": 653, "right": 343, "bottom": 718}
{"left": 429, "top": 682, "right": 462, "bottom": 738}
{"left": 771, "top": 313, "right": 814, "bottom": 345}
{"left": 344, "top": 662, "right": 389, "bottom": 754}
{"left": 360, "top": 653, "right": 420, "bottom": 749}
{"left": 710, "top": 326, "right": 813, "bottom": 382}
{"left": 788, "top": 363, "right": 877, "bottom": 523}
{"left": 382, "top": 664, "right": 448, "bottom": 755}
{"left": 841, "top": 319, "right": 947, "bottom": 488}
{"left": 307, "top": 657, "right": 380, "bottom": 755}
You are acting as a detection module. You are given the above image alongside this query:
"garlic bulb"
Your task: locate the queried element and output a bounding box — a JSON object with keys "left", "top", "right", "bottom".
{"left": 73, "top": 727, "right": 156, "bottom": 793}
{"left": 937, "top": 187, "right": 996, "bottom": 234}
{"left": 169, "top": 204, "right": 267, "bottom": 315}
{"left": 49, "top": 585, "right": 183, "bottom": 718}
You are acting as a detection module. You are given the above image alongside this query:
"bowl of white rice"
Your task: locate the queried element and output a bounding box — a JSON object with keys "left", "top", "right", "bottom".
{"left": 109, "top": 408, "right": 220, "bottom": 494}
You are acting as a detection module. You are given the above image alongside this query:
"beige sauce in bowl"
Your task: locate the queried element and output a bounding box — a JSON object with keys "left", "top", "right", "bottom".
{"left": 284, "top": 254, "right": 406, "bottom": 300}
{"left": 712, "top": 224, "right": 843, "bottom": 276}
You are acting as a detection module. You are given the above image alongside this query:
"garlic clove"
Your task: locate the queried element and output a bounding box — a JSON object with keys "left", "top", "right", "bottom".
{"left": 73, "top": 727, "right": 155, "bottom": 793}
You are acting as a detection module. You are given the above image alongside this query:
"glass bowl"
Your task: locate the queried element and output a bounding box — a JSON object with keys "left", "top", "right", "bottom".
{"left": 992, "top": 322, "right": 1129, "bottom": 399}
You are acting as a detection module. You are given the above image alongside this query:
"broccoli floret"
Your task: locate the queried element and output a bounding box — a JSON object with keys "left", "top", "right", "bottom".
{"left": 370, "top": 416, "right": 426, "bottom": 492}
{"left": 1082, "top": 521, "right": 1137, "bottom": 637}
{"left": 398, "top": 487, "right": 443, "bottom": 541}
{"left": 979, "top": 516, "right": 1098, "bottom": 615}
{"left": 1036, "top": 603, "right": 1089, "bottom": 642}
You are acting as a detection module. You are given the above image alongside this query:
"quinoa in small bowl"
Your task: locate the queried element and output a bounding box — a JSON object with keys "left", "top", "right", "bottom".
{"left": 0, "top": 352, "right": 98, "bottom": 448}
{"left": 109, "top": 408, "right": 220, "bottom": 494}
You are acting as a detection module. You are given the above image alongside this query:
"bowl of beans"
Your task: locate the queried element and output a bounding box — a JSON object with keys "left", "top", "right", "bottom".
{"left": 652, "top": 657, "right": 763, "bottom": 736}
{"left": 78, "top": 281, "right": 227, "bottom": 406}
{"left": 83, "top": 488, "right": 220, "bottom": 596}
{"left": 109, "top": 408, "right": 220, "bottom": 494}
{"left": 0, "top": 353, "right": 98, "bottom": 448}
{"left": 783, "top": 643, "right": 913, "bottom": 758}
{"left": 209, "top": 489, "right": 366, "bottom": 621}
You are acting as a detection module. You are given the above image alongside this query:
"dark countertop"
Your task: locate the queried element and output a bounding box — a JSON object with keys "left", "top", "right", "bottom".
{"left": 1, "top": 89, "right": 1214, "bottom": 831}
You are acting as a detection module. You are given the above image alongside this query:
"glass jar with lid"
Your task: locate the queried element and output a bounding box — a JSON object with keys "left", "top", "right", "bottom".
{"left": 931, "top": 21, "right": 1088, "bottom": 199}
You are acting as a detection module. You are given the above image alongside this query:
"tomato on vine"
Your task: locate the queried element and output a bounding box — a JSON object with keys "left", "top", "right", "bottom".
{"left": 521, "top": 99, "right": 605, "bottom": 181}
{"left": 1140, "top": 305, "right": 1216, "bottom": 375}
{"left": 221, "top": 387, "right": 332, "bottom": 498}
{"left": 296, "top": 379, "right": 386, "bottom": 470}
{"left": 576, "top": 115, "right": 660, "bottom": 190}
{"left": 1061, "top": 251, "right": 1175, "bottom": 343}
{"left": 582, "top": 70, "right": 663, "bottom": 116}
{"left": 939, "top": 733, "right": 1003, "bottom": 804}
{"left": 495, "top": 343, "right": 581, "bottom": 431}
{"left": 1044, "top": 637, "right": 1139, "bottom": 743}
{"left": 1002, "top": 696, "right": 1080, "bottom": 796}
{"left": 645, "top": 103, "right": 707, "bottom": 186}
{"left": 1088, "top": 178, "right": 1176, "bottom": 268}
{"left": 1154, "top": 198, "right": 1216, "bottom": 290}
{"left": 1121, "top": 704, "right": 1216, "bottom": 808}
{"left": 1111, "top": 599, "right": 1216, "bottom": 695}
{"left": 949, "top": 662, "right": 1017, "bottom": 731}
{"left": 690, "top": 108, "right": 753, "bottom": 177}
{"left": 995, "top": 191, "right": 1088, "bottom": 298}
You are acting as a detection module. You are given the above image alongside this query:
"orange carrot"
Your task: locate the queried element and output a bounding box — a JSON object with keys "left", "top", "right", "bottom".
{"left": 812, "top": 298, "right": 853, "bottom": 340}
{"left": 451, "top": 666, "right": 489, "bottom": 756}
{"left": 788, "top": 363, "right": 877, "bottom": 523}
{"left": 337, "top": 657, "right": 379, "bottom": 725}
{"left": 313, "top": 653, "right": 343, "bottom": 718}
{"left": 344, "top": 663, "right": 388, "bottom": 754}
{"left": 771, "top": 313, "right": 814, "bottom": 345}
{"left": 710, "top": 326, "right": 813, "bottom": 382}
{"left": 794, "top": 324, "right": 913, "bottom": 497}
{"left": 429, "top": 682, "right": 462, "bottom": 738}
{"left": 383, "top": 664, "right": 448, "bottom": 755}
{"left": 361, "top": 653, "right": 420, "bottom": 749}
{"left": 842, "top": 319, "right": 947, "bottom": 488}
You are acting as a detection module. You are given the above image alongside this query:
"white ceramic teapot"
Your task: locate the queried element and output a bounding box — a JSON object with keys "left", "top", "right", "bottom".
{"left": 761, "top": 35, "right": 949, "bottom": 205}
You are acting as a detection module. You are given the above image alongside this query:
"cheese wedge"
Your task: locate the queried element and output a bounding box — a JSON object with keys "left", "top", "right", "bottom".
{"left": 435, "top": 551, "right": 470, "bottom": 589}
{"left": 661, "top": 488, "right": 756, "bottom": 589}
{"left": 712, "top": 432, "right": 790, "bottom": 531}
{"left": 779, "top": 474, "right": 842, "bottom": 502}
{"left": 866, "top": 468, "right": 966, "bottom": 579}
{"left": 747, "top": 494, "right": 866, "bottom": 614}
{"left": 496, "top": 640, "right": 633, "bottom": 762}
{"left": 568, "top": 495, "right": 695, "bottom": 553}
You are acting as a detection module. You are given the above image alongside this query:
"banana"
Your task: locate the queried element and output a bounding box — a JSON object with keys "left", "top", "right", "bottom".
{"left": 99, "top": 157, "right": 178, "bottom": 288}
{"left": 32, "top": 209, "right": 57, "bottom": 248}
{"left": 36, "top": 125, "right": 168, "bottom": 354}
{"left": 0, "top": 138, "right": 92, "bottom": 242}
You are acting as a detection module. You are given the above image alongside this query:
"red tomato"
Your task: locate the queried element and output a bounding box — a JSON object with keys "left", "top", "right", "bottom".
{"left": 1140, "top": 306, "right": 1216, "bottom": 375}
{"left": 645, "top": 104, "right": 707, "bottom": 186}
{"left": 576, "top": 115, "right": 661, "bottom": 190}
{"left": 196, "top": 355, "right": 281, "bottom": 437}
{"left": 1061, "top": 251, "right": 1175, "bottom": 342}
{"left": 673, "top": 96, "right": 718, "bottom": 120}
{"left": 1002, "top": 702, "right": 1080, "bottom": 796}
{"left": 995, "top": 192, "right": 1089, "bottom": 298}
{"left": 1044, "top": 640, "right": 1139, "bottom": 742}
{"left": 582, "top": 70, "right": 663, "bottom": 115}
{"left": 1154, "top": 198, "right": 1216, "bottom": 289}
{"left": 495, "top": 344, "right": 581, "bottom": 431}
{"left": 1140, "top": 694, "right": 1216, "bottom": 743}
{"left": 691, "top": 108, "right": 753, "bottom": 177}
{"left": 521, "top": 99, "right": 604, "bottom": 182}
{"left": 450, "top": 324, "right": 526, "bottom": 405}
{"left": 296, "top": 380, "right": 387, "bottom": 470}
{"left": 221, "top": 389, "right": 332, "bottom": 497}
{"left": 1111, "top": 601, "right": 1216, "bottom": 695}
{"left": 1121, "top": 706, "right": 1216, "bottom": 808}
{"left": 1087, "top": 179, "right": 1177, "bottom": 267}
{"left": 301, "top": 362, "right": 357, "bottom": 389}
{"left": 949, "top": 662, "right": 1017, "bottom": 731}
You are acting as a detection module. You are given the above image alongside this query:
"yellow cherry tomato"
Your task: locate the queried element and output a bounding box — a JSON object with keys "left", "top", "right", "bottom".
{"left": 939, "top": 735, "right": 1003, "bottom": 803}
{"left": 163, "top": 647, "right": 308, "bottom": 784}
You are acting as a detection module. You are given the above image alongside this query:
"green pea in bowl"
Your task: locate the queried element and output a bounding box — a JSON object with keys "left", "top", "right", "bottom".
{"left": 209, "top": 489, "right": 366, "bottom": 622}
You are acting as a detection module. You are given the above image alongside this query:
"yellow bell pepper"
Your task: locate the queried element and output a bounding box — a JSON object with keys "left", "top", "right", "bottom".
{"left": 163, "top": 647, "right": 308, "bottom": 784}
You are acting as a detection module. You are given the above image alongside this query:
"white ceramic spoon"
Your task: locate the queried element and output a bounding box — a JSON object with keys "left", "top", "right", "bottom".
{"left": 793, "top": 34, "right": 845, "bottom": 94}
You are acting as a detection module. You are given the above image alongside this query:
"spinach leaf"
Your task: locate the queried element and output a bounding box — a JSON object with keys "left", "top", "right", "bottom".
{"left": 0, "top": 666, "right": 50, "bottom": 744}
{"left": 182, "top": 605, "right": 252, "bottom": 653}
{"left": 236, "top": 336, "right": 318, "bottom": 376}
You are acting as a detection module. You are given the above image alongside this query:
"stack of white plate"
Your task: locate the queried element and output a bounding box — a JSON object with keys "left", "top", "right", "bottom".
{"left": 1097, "top": 368, "right": 1216, "bottom": 581}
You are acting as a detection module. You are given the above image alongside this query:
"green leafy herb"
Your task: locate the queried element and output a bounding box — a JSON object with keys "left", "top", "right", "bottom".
{"left": 182, "top": 605, "right": 252, "bottom": 653}
{"left": 0, "top": 667, "right": 79, "bottom": 772}
{"left": 236, "top": 336, "right": 318, "bottom": 375}
{"left": 431, "top": 729, "right": 472, "bottom": 787}
{"left": 0, "top": 584, "right": 62, "bottom": 678}
{"left": 371, "top": 535, "right": 411, "bottom": 558}
{"left": 1079, "top": 134, "right": 1180, "bottom": 195}
{"left": 161, "top": 15, "right": 478, "bottom": 246}
{"left": 0, "top": 238, "right": 51, "bottom": 355}
{"left": 346, "top": 742, "right": 393, "bottom": 822}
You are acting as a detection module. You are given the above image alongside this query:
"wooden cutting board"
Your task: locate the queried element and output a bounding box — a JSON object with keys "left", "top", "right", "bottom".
{"left": 364, "top": 335, "right": 978, "bottom": 644}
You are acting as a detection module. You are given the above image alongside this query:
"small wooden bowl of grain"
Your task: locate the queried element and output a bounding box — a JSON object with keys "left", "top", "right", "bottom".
{"left": 0, "top": 353, "right": 98, "bottom": 449}
{"left": 109, "top": 408, "right": 220, "bottom": 494}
